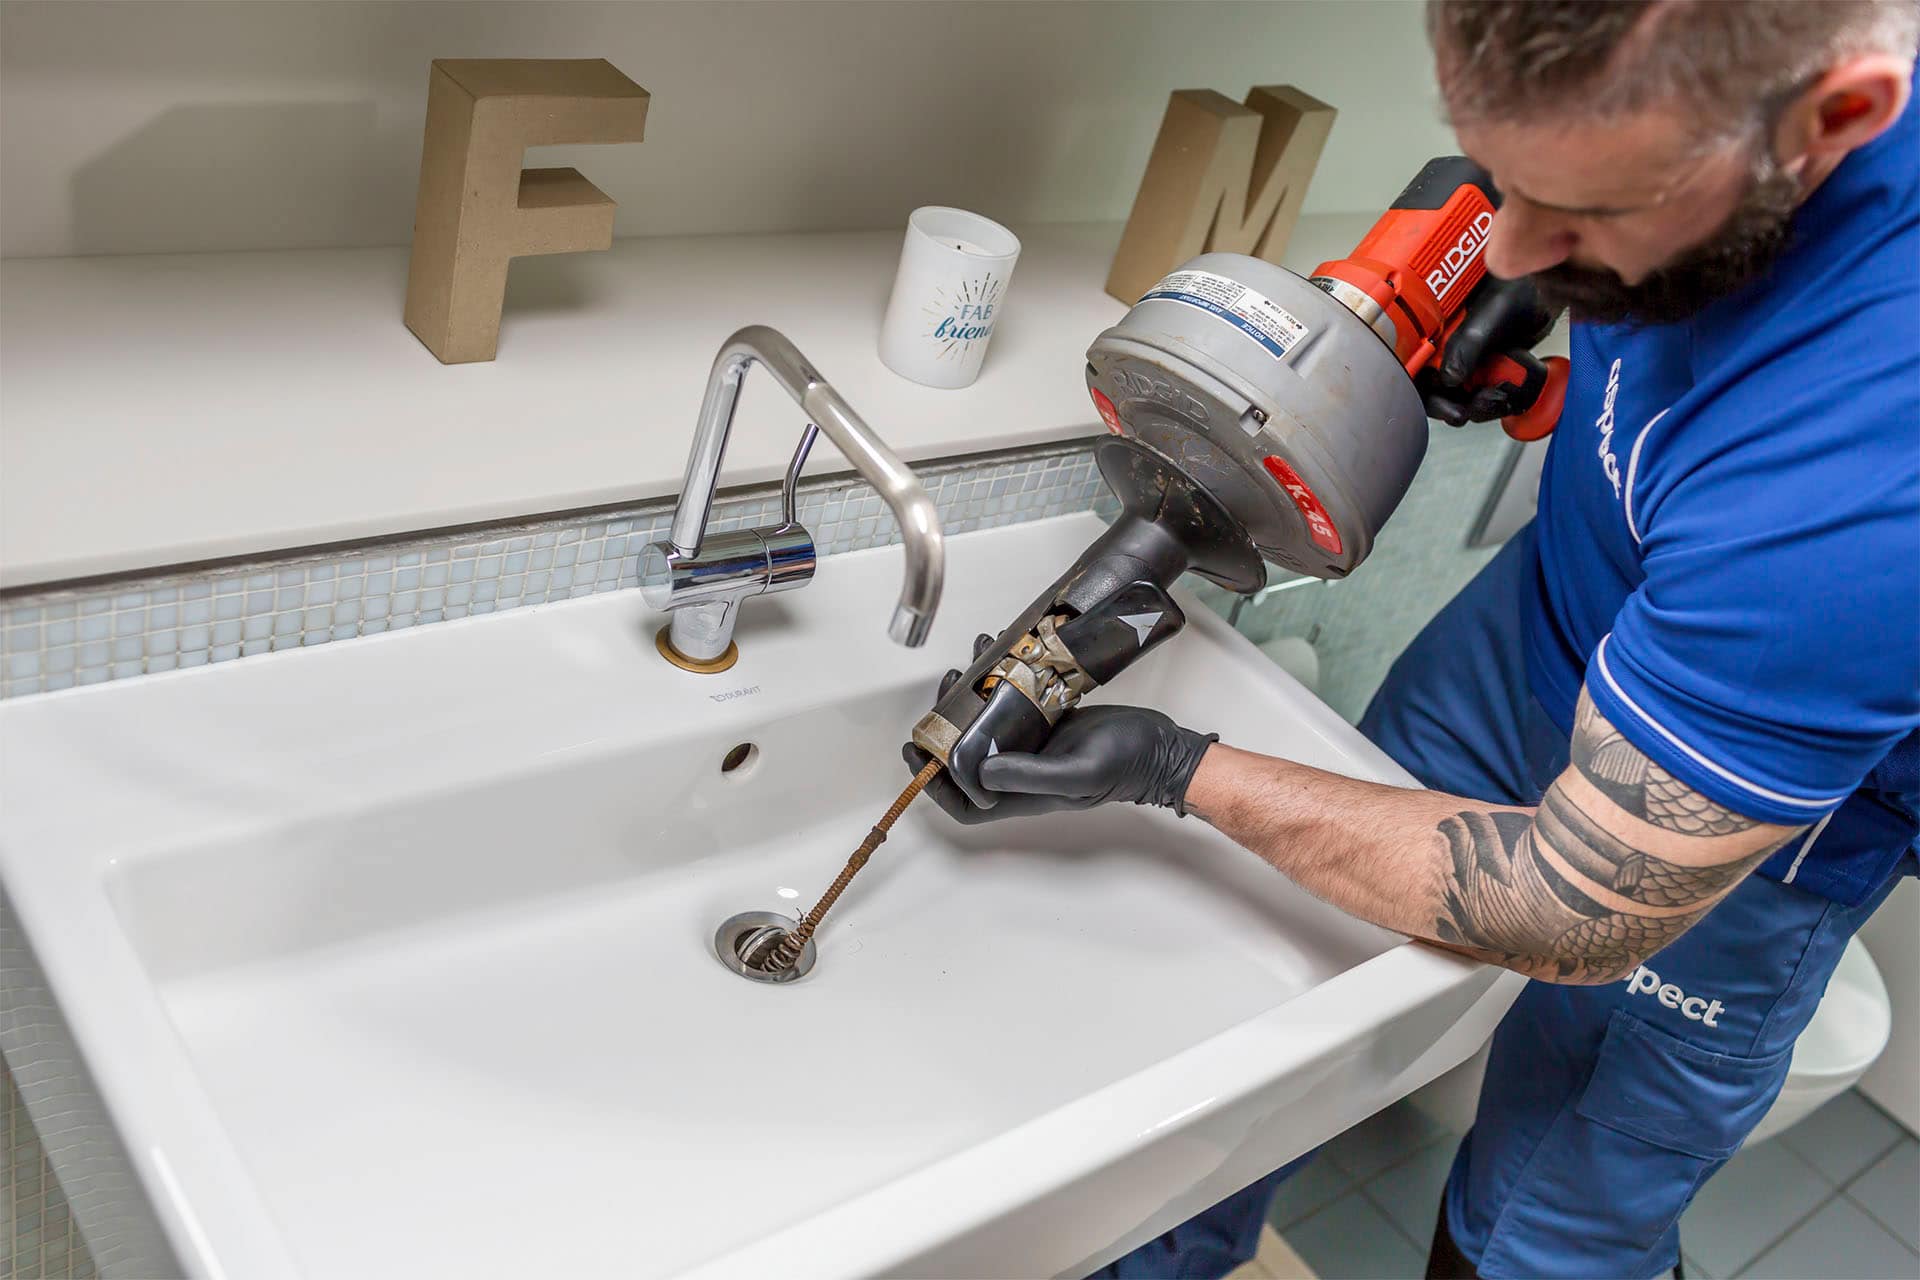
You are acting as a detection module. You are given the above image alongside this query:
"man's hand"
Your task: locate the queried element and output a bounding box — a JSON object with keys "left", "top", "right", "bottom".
{"left": 907, "top": 687, "right": 1217, "bottom": 825}
{"left": 1418, "top": 274, "right": 1559, "bottom": 425}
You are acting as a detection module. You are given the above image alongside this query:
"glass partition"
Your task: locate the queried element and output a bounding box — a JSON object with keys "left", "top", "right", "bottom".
{"left": 1191, "top": 423, "right": 1518, "bottom": 724}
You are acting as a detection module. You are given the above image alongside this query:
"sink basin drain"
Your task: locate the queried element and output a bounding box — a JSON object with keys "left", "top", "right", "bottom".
{"left": 713, "top": 910, "right": 816, "bottom": 983}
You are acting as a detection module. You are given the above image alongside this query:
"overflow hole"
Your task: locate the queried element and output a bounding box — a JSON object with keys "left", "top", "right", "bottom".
{"left": 720, "top": 742, "right": 759, "bottom": 776}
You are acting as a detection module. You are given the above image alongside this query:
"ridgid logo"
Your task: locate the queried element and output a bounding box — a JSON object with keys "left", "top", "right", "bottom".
{"left": 1595, "top": 357, "right": 1624, "bottom": 499}
{"left": 1425, "top": 210, "right": 1494, "bottom": 301}
{"left": 1624, "top": 963, "right": 1725, "bottom": 1027}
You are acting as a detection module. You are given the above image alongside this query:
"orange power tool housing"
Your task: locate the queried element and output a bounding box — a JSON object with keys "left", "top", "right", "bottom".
{"left": 1308, "top": 157, "right": 1568, "bottom": 441}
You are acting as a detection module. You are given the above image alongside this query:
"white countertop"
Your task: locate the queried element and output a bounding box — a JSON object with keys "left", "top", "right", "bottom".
{"left": 0, "top": 214, "right": 1375, "bottom": 589}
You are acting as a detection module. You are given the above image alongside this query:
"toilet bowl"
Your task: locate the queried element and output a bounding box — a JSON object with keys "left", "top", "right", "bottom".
{"left": 1408, "top": 935, "right": 1892, "bottom": 1145}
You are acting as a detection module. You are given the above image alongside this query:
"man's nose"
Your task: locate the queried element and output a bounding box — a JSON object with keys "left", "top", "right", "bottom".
{"left": 1483, "top": 202, "right": 1577, "bottom": 279}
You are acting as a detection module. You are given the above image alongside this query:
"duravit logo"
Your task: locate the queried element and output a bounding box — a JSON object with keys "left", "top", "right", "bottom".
{"left": 1595, "top": 357, "right": 1624, "bottom": 499}
{"left": 1625, "top": 963, "right": 1725, "bottom": 1027}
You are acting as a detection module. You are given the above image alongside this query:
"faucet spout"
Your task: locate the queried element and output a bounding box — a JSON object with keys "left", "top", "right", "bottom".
{"left": 651, "top": 326, "right": 944, "bottom": 664}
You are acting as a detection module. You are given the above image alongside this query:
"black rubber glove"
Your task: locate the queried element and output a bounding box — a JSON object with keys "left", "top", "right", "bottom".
{"left": 905, "top": 639, "right": 1218, "bottom": 825}
{"left": 1418, "top": 275, "right": 1560, "bottom": 426}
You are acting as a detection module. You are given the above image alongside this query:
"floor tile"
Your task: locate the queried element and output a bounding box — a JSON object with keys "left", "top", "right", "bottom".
{"left": 1681, "top": 1250, "right": 1714, "bottom": 1279}
{"left": 1226, "top": 1225, "right": 1318, "bottom": 1280}
{"left": 1223, "top": 1248, "right": 1277, "bottom": 1280}
{"left": 1323, "top": 1099, "right": 1447, "bottom": 1182}
{"left": 1362, "top": 1136, "right": 1459, "bottom": 1244}
{"left": 1742, "top": 1194, "right": 1920, "bottom": 1279}
{"left": 1268, "top": 1151, "right": 1356, "bottom": 1230}
{"left": 1283, "top": 1190, "right": 1425, "bottom": 1280}
{"left": 1779, "top": 1089, "right": 1903, "bottom": 1186}
{"left": 1847, "top": 1137, "right": 1919, "bottom": 1251}
{"left": 1680, "top": 1138, "right": 1830, "bottom": 1279}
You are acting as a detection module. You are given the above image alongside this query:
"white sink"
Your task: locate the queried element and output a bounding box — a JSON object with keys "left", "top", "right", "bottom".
{"left": 0, "top": 512, "right": 1520, "bottom": 1280}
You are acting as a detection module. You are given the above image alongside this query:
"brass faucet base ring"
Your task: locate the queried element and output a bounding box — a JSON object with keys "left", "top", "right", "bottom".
{"left": 656, "top": 626, "right": 740, "bottom": 674}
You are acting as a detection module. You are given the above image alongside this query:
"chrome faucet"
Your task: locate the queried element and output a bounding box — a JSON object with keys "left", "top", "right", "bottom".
{"left": 641, "top": 326, "right": 944, "bottom": 672}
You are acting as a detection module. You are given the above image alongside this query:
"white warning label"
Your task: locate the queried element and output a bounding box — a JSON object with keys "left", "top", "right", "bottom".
{"left": 1140, "top": 269, "right": 1311, "bottom": 360}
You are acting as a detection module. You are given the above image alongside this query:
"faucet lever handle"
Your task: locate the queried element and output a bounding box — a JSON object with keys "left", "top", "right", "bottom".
{"left": 780, "top": 422, "right": 821, "bottom": 528}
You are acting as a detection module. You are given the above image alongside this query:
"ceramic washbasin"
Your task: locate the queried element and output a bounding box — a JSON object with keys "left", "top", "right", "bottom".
{"left": 0, "top": 512, "right": 1521, "bottom": 1279}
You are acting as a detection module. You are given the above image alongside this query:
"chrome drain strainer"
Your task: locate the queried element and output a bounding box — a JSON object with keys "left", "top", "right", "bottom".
{"left": 713, "top": 910, "right": 816, "bottom": 983}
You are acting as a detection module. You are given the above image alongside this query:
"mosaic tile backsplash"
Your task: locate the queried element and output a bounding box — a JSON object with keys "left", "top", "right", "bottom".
{"left": 2, "top": 1045, "right": 97, "bottom": 1280}
{"left": 3, "top": 886, "right": 142, "bottom": 1280}
{"left": 0, "top": 440, "right": 1109, "bottom": 701}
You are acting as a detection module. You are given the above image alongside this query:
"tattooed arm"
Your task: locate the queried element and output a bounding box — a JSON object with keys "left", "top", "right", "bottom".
{"left": 1181, "top": 685, "right": 1805, "bottom": 984}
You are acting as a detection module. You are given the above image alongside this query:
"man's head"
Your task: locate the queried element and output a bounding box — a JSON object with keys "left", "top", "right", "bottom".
{"left": 1428, "top": 0, "right": 1917, "bottom": 325}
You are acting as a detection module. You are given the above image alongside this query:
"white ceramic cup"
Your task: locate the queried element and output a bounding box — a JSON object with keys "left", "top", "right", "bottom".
{"left": 878, "top": 207, "right": 1021, "bottom": 389}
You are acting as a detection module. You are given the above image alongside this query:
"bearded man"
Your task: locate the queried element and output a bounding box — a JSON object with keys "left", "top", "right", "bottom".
{"left": 919, "top": 4, "right": 1920, "bottom": 1276}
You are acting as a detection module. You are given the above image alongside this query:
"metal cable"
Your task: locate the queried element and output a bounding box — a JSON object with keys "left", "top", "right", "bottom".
{"left": 755, "top": 759, "right": 944, "bottom": 973}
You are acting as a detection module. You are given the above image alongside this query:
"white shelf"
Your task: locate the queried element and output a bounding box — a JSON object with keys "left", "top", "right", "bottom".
{"left": 0, "top": 214, "right": 1376, "bottom": 589}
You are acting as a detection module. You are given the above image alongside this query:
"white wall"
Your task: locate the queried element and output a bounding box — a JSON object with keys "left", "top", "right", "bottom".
{"left": 0, "top": 0, "right": 1454, "bottom": 258}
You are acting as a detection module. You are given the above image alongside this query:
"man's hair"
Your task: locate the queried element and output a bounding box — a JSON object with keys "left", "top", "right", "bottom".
{"left": 1428, "top": 0, "right": 1920, "bottom": 139}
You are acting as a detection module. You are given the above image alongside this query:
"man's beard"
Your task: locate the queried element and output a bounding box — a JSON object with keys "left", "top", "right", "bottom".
{"left": 1530, "top": 164, "right": 1802, "bottom": 327}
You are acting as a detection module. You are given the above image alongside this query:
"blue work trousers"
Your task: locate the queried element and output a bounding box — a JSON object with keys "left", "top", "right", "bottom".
{"left": 1093, "top": 529, "right": 1909, "bottom": 1279}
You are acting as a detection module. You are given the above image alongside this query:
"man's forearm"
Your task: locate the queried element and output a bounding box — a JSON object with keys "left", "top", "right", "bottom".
{"left": 1182, "top": 744, "right": 1522, "bottom": 959}
{"left": 1181, "top": 690, "right": 1804, "bottom": 985}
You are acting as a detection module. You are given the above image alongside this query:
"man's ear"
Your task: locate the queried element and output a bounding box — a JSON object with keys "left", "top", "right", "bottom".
{"left": 1775, "top": 53, "right": 1913, "bottom": 165}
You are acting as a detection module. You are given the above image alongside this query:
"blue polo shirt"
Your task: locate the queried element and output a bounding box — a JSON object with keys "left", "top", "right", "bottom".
{"left": 1525, "top": 89, "right": 1920, "bottom": 907}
